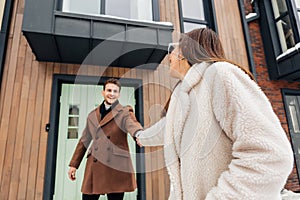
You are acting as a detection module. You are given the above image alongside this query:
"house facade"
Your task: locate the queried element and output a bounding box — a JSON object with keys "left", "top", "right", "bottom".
{"left": 0, "top": 0, "right": 299, "bottom": 199}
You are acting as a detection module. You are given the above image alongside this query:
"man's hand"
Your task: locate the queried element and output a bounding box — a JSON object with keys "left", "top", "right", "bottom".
{"left": 68, "top": 167, "right": 77, "bottom": 181}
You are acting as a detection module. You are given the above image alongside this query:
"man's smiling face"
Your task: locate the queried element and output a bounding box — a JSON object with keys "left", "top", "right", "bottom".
{"left": 102, "top": 83, "right": 120, "bottom": 105}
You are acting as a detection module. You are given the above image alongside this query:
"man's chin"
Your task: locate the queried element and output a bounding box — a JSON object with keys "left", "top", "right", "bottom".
{"left": 105, "top": 100, "right": 116, "bottom": 105}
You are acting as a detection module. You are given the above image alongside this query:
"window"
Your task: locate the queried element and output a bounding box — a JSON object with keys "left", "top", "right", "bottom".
{"left": 271, "top": 0, "right": 296, "bottom": 52}
{"left": 286, "top": 95, "right": 300, "bottom": 133}
{"left": 60, "top": 0, "right": 153, "bottom": 21}
{"left": 67, "top": 105, "right": 79, "bottom": 139}
{"left": 178, "top": 0, "right": 214, "bottom": 33}
{"left": 0, "top": 0, "right": 5, "bottom": 30}
{"left": 267, "top": 0, "right": 300, "bottom": 55}
{"left": 258, "top": 0, "right": 300, "bottom": 80}
{"left": 283, "top": 90, "right": 300, "bottom": 181}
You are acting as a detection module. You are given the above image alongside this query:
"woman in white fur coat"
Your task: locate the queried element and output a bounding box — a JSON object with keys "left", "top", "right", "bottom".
{"left": 135, "top": 28, "right": 294, "bottom": 200}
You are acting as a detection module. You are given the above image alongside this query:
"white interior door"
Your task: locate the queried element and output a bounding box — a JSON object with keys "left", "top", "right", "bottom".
{"left": 54, "top": 83, "right": 138, "bottom": 200}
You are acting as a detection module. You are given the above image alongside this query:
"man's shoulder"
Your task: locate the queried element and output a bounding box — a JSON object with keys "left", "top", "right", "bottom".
{"left": 117, "top": 105, "right": 135, "bottom": 115}
{"left": 86, "top": 106, "right": 100, "bottom": 121}
{"left": 124, "top": 105, "right": 134, "bottom": 112}
{"left": 114, "top": 102, "right": 134, "bottom": 112}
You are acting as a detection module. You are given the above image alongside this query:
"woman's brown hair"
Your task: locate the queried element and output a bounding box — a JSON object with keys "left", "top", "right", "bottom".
{"left": 162, "top": 28, "right": 254, "bottom": 116}
{"left": 179, "top": 28, "right": 254, "bottom": 80}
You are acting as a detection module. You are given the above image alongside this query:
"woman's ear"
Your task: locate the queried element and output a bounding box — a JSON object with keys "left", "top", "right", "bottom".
{"left": 181, "top": 58, "right": 191, "bottom": 69}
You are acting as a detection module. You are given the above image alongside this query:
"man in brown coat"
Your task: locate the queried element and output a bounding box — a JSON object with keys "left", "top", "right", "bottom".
{"left": 68, "top": 78, "right": 143, "bottom": 200}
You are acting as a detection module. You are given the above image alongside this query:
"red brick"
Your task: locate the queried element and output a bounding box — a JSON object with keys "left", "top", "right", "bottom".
{"left": 244, "top": 0, "right": 300, "bottom": 191}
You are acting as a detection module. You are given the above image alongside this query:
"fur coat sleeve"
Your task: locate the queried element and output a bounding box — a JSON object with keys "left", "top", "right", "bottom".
{"left": 136, "top": 117, "right": 166, "bottom": 146}
{"left": 205, "top": 62, "right": 294, "bottom": 199}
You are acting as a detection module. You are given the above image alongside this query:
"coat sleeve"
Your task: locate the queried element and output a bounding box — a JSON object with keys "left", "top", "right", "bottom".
{"left": 136, "top": 117, "right": 166, "bottom": 146}
{"left": 69, "top": 117, "right": 93, "bottom": 169}
{"left": 123, "top": 106, "right": 143, "bottom": 137}
{"left": 205, "top": 62, "right": 294, "bottom": 199}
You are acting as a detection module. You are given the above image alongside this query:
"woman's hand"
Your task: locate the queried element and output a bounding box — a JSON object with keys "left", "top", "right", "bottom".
{"left": 68, "top": 167, "right": 77, "bottom": 181}
{"left": 136, "top": 137, "right": 143, "bottom": 147}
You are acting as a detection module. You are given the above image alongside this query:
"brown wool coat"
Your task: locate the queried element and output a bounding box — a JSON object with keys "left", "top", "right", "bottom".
{"left": 69, "top": 103, "right": 143, "bottom": 194}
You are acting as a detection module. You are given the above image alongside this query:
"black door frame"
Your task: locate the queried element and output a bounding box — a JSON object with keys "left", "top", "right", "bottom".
{"left": 43, "top": 74, "right": 145, "bottom": 200}
{"left": 0, "top": 0, "right": 14, "bottom": 88}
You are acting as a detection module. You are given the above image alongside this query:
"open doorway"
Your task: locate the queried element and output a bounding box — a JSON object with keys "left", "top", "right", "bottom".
{"left": 43, "top": 75, "right": 145, "bottom": 200}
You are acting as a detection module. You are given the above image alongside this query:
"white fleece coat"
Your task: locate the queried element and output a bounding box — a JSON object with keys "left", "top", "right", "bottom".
{"left": 138, "top": 62, "right": 294, "bottom": 200}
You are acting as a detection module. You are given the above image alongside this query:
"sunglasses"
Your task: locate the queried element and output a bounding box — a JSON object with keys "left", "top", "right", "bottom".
{"left": 168, "top": 42, "right": 185, "bottom": 60}
{"left": 168, "top": 42, "right": 179, "bottom": 55}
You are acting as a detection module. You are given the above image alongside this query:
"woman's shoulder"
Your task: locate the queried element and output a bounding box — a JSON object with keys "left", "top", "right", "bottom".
{"left": 201, "top": 61, "right": 233, "bottom": 80}
{"left": 208, "top": 61, "right": 239, "bottom": 73}
{"left": 206, "top": 61, "right": 250, "bottom": 80}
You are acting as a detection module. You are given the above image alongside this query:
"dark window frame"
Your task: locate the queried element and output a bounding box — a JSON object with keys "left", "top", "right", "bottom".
{"left": 56, "top": 0, "right": 160, "bottom": 22}
{"left": 177, "top": 0, "right": 217, "bottom": 32}
{"left": 258, "top": 0, "right": 300, "bottom": 80}
{"left": 44, "top": 74, "right": 146, "bottom": 200}
{"left": 0, "top": 0, "right": 14, "bottom": 89}
{"left": 271, "top": 0, "right": 300, "bottom": 55}
{"left": 282, "top": 88, "right": 300, "bottom": 182}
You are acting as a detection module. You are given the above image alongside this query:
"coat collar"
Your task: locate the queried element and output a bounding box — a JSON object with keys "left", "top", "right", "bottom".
{"left": 169, "top": 62, "right": 211, "bottom": 156}
{"left": 95, "top": 102, "right": 123, "bottom": 127}
{"left": 181, "top": 62, "right": 210, "bottom": 93}
{"left": 163, "top": 62, "right": 211, "bottom": 199}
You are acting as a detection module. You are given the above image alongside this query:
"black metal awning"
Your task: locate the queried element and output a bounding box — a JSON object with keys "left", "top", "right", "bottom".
{"left": 22, "top": 1, "right": 173, "bottom": 69}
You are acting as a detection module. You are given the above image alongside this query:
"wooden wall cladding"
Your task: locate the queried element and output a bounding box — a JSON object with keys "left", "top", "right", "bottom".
{"left": 0, "top": 0, "right": 248, "bottom": 199}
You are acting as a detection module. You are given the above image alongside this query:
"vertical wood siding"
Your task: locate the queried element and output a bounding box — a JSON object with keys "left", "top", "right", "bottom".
{"left": 214, "top": 0, "right": 249, "bottom": 69}
{"left": 0, "top": 0, "right": 249, "bottom": 199}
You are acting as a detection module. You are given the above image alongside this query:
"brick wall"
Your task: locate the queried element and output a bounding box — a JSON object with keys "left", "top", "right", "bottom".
{"left": 244, "top": 0, "right": 300, "bottom": 191}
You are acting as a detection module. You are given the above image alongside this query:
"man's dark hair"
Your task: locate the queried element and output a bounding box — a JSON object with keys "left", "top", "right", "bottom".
{"left": 103, "top": 78, "right": 121, "bottom": 91}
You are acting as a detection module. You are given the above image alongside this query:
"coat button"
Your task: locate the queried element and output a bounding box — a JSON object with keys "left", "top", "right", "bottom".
{"left": 95, "top": 136, "right": 99, "bottom": 140}
{"left": 107, "top": 136, "right": 110, "bottom": 139}
{"left": 94, "top": 147, "right": 98, "bottom": 151}
{"left": 107, "top": 159, "right": 110, "bottom": 163}
{"left": 93, "top": 158, "right": 97, "bottom": 162}
{"left": 107, "top": 147, "right": 110, "bottom": 151}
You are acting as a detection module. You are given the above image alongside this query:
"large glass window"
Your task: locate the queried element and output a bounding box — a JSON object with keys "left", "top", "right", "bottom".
{"left": 271, "top": 0, "right": 296, "bottom": 52}
{"left": 258, "top": 0, "right": 300, "bottom": 80}
{"left": 0, "top": 0, "right": 5, "bottom": 30}
{"left": 61, "top": 0, "right": 153, "bottom": 21}
{"left": 62, "top": 0, "right": 100, "bottom": 15}
{"left": 106, "top": 0, "right": 152, "bottom": 21}
{"left": 181, "top": 0, "right": 204, "bottom": 20}
{"left": 183, "top": 22, "right": 206, "bottom": 33}
{"left": 178, "top": 0, "right": 211, "bottom": 33}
